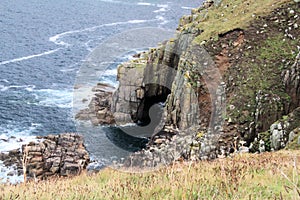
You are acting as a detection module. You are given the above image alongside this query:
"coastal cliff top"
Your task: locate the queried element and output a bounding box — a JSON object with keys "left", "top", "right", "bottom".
{"left": 181, "top": 0, "right": 292, "bottom": 43}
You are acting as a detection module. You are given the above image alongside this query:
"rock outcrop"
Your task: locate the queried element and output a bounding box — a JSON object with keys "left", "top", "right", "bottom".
{"left": 75, "top": 83, "right": 115, "bottom": 125}
{"left": 111, "top": 9, "right": 211, "bottom": 129}
{"left": 111, "top": 0, "right": 300, "bottom": 165}
{"left": 0, "top": 133, "right": 90, "bottom": 180}
{"left": 75, "top": 0, "right": 300, "bottom": 167}
{"left": 283, "top": 51, "right": 300, "bottom": 111}
{"left": 112, "top": 39, "right": 185, "bottom": 126}
{"left": 109, "top": 0, "right": 229, "bottom": 163}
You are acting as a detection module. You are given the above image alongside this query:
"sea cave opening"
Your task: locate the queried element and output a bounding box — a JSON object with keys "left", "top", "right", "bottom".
{"left": 136, "top": 84, "right": 171, "bottom": 127}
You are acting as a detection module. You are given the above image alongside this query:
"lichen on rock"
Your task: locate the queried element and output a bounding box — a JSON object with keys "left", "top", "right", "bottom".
{"left": 77, "top": 0, "right": 300, "bottom": 166}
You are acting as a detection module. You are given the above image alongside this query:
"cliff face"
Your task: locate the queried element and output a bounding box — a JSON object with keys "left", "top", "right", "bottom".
{"left": 110, "top": 0, "right": 300, "bottom": 163}
{"left": 112, "top": 32, "right": 195, "bottom": 127}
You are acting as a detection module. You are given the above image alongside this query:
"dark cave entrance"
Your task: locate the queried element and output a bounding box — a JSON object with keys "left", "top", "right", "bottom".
{"left": 136, "top": 84, "right": 171, "bottom": 126}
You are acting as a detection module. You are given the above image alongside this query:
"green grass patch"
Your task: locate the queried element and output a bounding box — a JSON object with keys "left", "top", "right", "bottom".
{"left": 259, "top": 34, "right": 299, "bottom": 69}
{"left": 191, "top": 0, "right": 291, "bottom": 44}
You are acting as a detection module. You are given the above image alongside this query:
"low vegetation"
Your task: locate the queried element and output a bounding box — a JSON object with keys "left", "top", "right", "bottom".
{"left": 192, "top": 0, "right": 291, "bottom": 43}
{"left": 1, "top": 1, "right": 298, "bottom": 199}
{"left": 0, "top": 150, "right": 299, "bottom": 199}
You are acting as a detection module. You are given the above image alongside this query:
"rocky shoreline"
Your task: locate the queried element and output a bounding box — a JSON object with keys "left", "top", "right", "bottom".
{"left": 76, "top": 0, "right": 300, "bottom": 168}
{"left": 0, "top": 133, "right": 89, "bottom": 182}
{"left": 75, "top": 83, "right": 115, "bottom": 126}
{"left": 1, "top": 0, "right": 300, "bottom": 181}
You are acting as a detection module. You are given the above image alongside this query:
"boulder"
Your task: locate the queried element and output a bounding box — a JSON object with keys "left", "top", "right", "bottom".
{"left": 0, "top": 133, "right": 90, "bottom": 181}
{"left": 75, "top": 83, "right": 115, "bottom": 125}
{"left": 270, "top": 107, "right": 300, "bottom": 150}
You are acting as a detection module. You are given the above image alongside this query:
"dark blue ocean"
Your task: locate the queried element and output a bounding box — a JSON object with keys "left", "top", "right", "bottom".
{"left": 0, "top": 0, "right": 202, "bottom": 182}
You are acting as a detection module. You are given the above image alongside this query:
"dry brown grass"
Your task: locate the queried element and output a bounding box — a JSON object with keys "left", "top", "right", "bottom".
{"left": 0, "top": 150, "right": 299, "bottom": 200}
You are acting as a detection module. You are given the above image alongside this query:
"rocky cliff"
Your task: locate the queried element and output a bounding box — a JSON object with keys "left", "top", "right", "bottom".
{"left": 108, "top": 0, "right": 300, "bottom": 166}
{"left": 73, "top": 0, "right": 300, "bottom": 169}
{"left": 3, "top": 0, "right": 299, "bottom": 182}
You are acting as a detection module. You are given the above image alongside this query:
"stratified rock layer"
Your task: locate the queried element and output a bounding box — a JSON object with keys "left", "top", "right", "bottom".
{"left": 111, "top": 0, "right": 300, "bottom": 165}
{"left": 73, "top": 0, "right": 300, "bottom": 168}
{"left": 0, "top": 133, "right": 90, "bottom": 180}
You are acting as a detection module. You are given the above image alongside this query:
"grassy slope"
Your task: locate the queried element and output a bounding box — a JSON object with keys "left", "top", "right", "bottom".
{"left": 192, "top": 0, "right": 291, "bottom": 43}
{"left": 192, "top": 0, "right": 300, "bottom": 144}
{"left": 1, "top": 150, "right": 299, "bottom": 199}
{"left": 1, "top": 1, "right": 299, "bottom": 199}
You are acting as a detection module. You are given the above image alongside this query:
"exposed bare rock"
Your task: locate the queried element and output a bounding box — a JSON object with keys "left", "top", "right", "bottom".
{"left": 75, "top": 83, "right": 115, "bottom": 125}
{"left": 270, "top": 107, "right": 300, "bottom": 150}
{"left": 0, "top": 133, "right": 90, "bottom": 181}
{"left": 283, "top": 51, "right": 300, "bottom": 110}
{"left": 77, "top": 0, "right": 300, "bottom": 165}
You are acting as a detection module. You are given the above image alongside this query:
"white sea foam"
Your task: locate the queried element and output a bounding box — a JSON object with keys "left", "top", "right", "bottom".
{"left": 0, "top": 161, "right": 24, "bottom": 184}
{"left": 0, "top": 123, "right": 42, "bottom": 184}
{"left": 84, "top": 40, "right": 95, "bottom": 52}
{"left": 24, "top": 85, "right": 36, "bottom": 92}
{"left": 1, "top": 19, "right": 152, "bottom": 67}
{"left": 49, "top": 19, "right": 155, "bottom": 48}
{"left": 0, "top": 124, "right": 41, "bottom": 153}
{"left": 139, "top": 3, "right": 167, "bottom": 13}
{"left": 59, "top": 68, "right": 76, "bottom": 72}
{"left": 0, "top": 79, "right": 9, "bottom": 83}
{"left": 0, "top": 135, "right": 39, "bottom": 153}
{"left": 0, "top": 85, "right": 36, "bottom": 92}
{"left": 0, "top": 85, "right": 73, "bottom": 109}
{"left": 157, "top": 4, "right": 169, "bottom": 8}
{"left": 127, "top": 19, "right": 148, "bottom": 24}
{"left": 60, "top": 62, "right": 80, "bottom": 73}
{"left": 0, "top": 85, "right": 8, "bottom": 92}
{"left": 96, "top": 0, "right": 122, "bottom": 4}
{"left": 98, "top": 68, "right": 118, "bottom": 87}
{"left": 102, "top": 69, "right": 117, "bottom": 76}
{"left": 156, "top": 16, "right": 169, "bottom": 25}
{"left": 1, "top": 86, "right": 74, "bottom": 108}
{"left": 181, "top": 6, "right": 193, "bottom": 10}
{"left": 33, "top": 89, "right": 73, "bottom": 108}
{"left": 0, "top": 49, "right": 61, "bottom": 66}
{"left": 153, "top": 7, "right": 167, "bottom": 13}
{"left": 137, "top": 2, "right": 154, "bottom": 6}
{"left": 119, "top": 123, "right": 136, "bottom": 127}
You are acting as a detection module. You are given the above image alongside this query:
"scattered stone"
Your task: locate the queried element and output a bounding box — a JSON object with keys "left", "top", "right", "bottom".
{"left": 259, "top": 140, "right": 266, "bottom": 153}
{"left": 239, "top": 146, "right": 249, "bottom": 154}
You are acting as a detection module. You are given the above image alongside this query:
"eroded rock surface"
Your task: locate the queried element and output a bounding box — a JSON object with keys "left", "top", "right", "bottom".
{"left": 113, "top": 0, "right": 300, "bottom": 164}
{"left": 0, "top": 133, "right": 89, "bottom": 180}
{"left": 75, "top": 0, "right": 300, "bottom": 167}
{"left": 75, "top": 83, "right": 115, "bottom": 125}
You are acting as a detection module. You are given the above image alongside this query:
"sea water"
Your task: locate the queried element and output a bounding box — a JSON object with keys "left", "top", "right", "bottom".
{"left": 0, "top": 0, "right": 203, "bottom": 183}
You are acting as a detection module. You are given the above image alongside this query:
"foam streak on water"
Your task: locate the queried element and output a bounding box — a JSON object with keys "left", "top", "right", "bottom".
{"left": 1, "top": 19, "right": 158, "bottom": 67}
{"left": 0, "top": 49, "right": 61, "bottom": 66}
{"left": 49, "top": 19, "right": 157, "bottom": 47}
{"left": 0, "top": 0, "right": 203, "bottom": 183}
